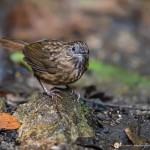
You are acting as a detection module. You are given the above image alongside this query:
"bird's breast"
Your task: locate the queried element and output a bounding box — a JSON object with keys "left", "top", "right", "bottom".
{"left": 35, "top": 54, "right": 88, "bottom": 85}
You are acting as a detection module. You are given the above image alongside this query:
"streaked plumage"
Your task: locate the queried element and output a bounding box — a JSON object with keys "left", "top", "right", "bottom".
{"left": 0, "top": 38, "right": 89, "bottom": 95}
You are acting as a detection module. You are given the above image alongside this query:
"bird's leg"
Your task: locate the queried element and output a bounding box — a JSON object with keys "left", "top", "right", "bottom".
{"left": 37, "top": 77, "right": 63, "bottom": 99}
{"left": 37, "top": 78, "right": 51, "bottom": 96}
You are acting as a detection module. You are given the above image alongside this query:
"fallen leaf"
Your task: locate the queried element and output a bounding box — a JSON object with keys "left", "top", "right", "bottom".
{"left": 125, "top": 128, "right": 150, "bottom": 145}
{"left": 0, "top": 113, "right": 21, "bottom": 130}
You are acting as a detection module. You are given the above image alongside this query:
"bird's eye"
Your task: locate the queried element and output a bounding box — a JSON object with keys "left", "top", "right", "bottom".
{"left": 71, "top": 43, "right": 80, "bottom": 54}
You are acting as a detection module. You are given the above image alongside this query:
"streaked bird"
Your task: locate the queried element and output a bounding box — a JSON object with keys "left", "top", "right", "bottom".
{"left": 0, "top": 38, "right": 89, "bottom": 96}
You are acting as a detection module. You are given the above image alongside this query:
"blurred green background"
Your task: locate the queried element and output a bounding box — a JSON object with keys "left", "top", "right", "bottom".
{"left": 0, "top": 0, "right": 150, "bottom": 102}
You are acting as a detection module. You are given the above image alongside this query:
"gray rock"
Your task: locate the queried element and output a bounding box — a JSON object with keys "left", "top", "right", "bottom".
{"left": 13, "top": 88, "right": 94, "bottom": 149}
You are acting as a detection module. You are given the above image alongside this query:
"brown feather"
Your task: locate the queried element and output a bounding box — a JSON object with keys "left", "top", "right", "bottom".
{"left": 23, "top": 40, "right": 63, "bottom": 74}
{"left": 0, "top": 38, "right": 26, "bottom": 51}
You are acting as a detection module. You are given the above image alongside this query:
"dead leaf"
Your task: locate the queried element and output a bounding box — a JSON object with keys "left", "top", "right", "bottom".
{"left": 0, "top": 113, "right": 21, "bottom": 130}
{"left": 125, "top": 128, "right": 150, "bottom": 145}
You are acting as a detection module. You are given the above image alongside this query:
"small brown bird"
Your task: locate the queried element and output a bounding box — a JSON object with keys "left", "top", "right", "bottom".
{"left": 0, "top": 38, "right": 89, "bottom": 95}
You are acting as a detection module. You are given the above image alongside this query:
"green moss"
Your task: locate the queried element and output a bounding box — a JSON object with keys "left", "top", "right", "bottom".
{"left": 89, "top": 60, "right": 150, "bottom": 88}
{"left": 10, "top": 52, "right": 32, "bottom": 71}
{"left": 80, "top": 100, "right": 89, "bottom": 115}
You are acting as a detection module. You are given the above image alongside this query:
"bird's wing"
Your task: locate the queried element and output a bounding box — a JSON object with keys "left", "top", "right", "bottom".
{"left": 23, "top": 40, "right": 63, "bottom": 74}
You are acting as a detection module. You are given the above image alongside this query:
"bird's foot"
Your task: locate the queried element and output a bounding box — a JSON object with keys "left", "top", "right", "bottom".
{"left": 65, "top": 85, "right": 74, "bottom": 94}
{"left": 66, "top": 85, "right": 80, "bottom": 101}
{"left": 37, "top": 78, "right": 63, "bottom": 100}
{"left": 76, "top": 93, "right": 80, "bottom": 102}
{"left": 45, "top": 88, "right": 63, "bottom": 100}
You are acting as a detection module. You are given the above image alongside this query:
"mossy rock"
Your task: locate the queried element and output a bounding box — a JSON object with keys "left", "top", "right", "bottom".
{"left": 13, "top": 88, "right": 94, "bottom": 149}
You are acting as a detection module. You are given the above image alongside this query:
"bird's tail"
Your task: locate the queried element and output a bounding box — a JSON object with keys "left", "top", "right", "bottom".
{"left": 0, "top": 38, "right": 27, "bottom": 51}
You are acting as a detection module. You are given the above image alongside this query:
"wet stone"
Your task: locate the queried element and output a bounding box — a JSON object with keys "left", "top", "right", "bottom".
{"left": 13, "top": 88, "right": 94, "bottom": 149}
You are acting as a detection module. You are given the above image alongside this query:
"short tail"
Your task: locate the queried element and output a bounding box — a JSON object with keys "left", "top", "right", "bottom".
{"left": 0, "top": 38, "right": 27, "bottom": 51}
